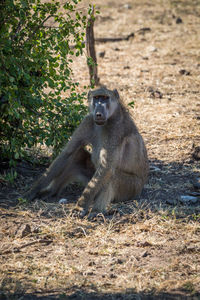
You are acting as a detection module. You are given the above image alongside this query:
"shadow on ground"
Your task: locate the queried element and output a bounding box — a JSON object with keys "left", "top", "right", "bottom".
{"left": 0, "top": 159, "right": 199, "bottom": 218}
{"left": 0, "top": 289, "right": 200, "bottom": 300}
{"left": 0, "top": 160, "right": 200, "bottom": 300}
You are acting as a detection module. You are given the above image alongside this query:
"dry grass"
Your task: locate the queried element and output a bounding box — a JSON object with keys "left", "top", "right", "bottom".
{"left": 0, "top": 0, "right": 200, "bottom": 299}
{"left": 0, "top": 203, "right": 200, "bottom": 298}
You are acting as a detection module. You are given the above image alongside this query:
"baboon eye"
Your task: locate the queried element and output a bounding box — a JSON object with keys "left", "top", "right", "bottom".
{"left": 93, "top": 95, "right": 109, "bottom": 105}
{"left": 93, "top": 95, "right": 109, "bottom": 100}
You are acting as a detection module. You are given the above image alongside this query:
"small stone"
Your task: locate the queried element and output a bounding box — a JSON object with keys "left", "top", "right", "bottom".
{"left": 180, "top": 195, "right": 199, "bottom": 204}
{"left": 136, "top": 241, "right": 151, "bottom": 247}
{"left": 147, "top": 46, "right": 157, "bottom": 53}
{"left": 176, "top": 17, "right": 183, "bottom": 24}
{"left": 87, "top": 272, "right": 94, "bottom": 276}
{"left": 148, "top": 87, "right": 163, "bottom": 99}
{"left": 150, "top": 166, "right": 162, "bottom": 173}
{"left": 147, "top": 86, "right": 154, "bottom": 93}
{"left": 58, "top": 198, "right": 68, "bottom": 204}
{"left": 141, "top": 250, "right": 149, "bottom": 257}
{"left": 179, "top": 69, "right": 190, "bottom": 75}
{"left": 153, "top": 90, "right": 163, "bottom": 99}
{"left": 192, "top": 146, "right": 200, "bottom": 161}
{"left": 116, "top": 258, "right": 124, "bottom": 264}
{"left": 123, "top": 4, "right": 132, "bottom": 9}
{"left": 17, "top": 224, "right": 32, "bottom": 238}
{"left": 99, "top": 51, "right": 105, "bottom": 58}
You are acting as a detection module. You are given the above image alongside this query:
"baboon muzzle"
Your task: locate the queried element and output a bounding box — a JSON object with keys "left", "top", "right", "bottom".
{"left": 94, "top": 105, "right": 107, "bottom": 125}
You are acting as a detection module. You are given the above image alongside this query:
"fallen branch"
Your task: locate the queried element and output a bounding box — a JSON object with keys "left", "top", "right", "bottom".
{"left": 95, "top": 32, "right": 134, "bottom": 43}
{"left": 70, "top": 32, "right": 135, "bottom": 49}
{"left": 0, "top": 239, "right": 53, "bottom": 255}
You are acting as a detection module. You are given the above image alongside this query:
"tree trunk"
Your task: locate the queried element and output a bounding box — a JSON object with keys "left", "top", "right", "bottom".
{"left": 86, "top": 8, "right": 99, "bottom": 87}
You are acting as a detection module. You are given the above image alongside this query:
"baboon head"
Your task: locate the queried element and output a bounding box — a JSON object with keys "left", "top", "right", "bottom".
{"left": 88, "top": 87, "right": 120, "bottom": 125}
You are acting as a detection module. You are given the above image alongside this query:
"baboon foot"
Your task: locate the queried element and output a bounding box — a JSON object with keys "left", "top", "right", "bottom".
{"left": 73, "top": 205, "right": 88, "bottom": 218}
{"left": 76, "top": 196, "right": 91, "bottom": 212}
{"left": 79, "top": 209, "right": 88, "bottom": 218}
{"left": 87, "top": 211, "right": 106, "bottom": 220}
{"left": 74, "top": 206, "right": 106, "bottom": 220}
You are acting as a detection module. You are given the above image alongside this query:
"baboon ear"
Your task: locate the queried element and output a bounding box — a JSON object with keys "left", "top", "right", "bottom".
{"left": 113, "top": 89, "right": 120, "bottom": 99}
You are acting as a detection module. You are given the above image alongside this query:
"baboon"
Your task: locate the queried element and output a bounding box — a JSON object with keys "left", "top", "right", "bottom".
{"left": 25, "top": 87, "right": 149, "bottom": 215}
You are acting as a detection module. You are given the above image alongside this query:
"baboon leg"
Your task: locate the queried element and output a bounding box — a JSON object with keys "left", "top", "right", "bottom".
{"left": 80, "top": 173, "right": 144, "bottom": 216}
{"left": 39, "top": 148, "right": 95, "bottom": 199}
{"left": 42, "top": 169, "right": 77, "bottom": 199}
{"left": 91, "top": 183, "right": 115, "bottom": 213}
{"left": 114, "top": 172, "right": 144, "bottom": 203}
{"left": 88, "top": 174, "right": 143, "bottom": 213}
{"left": 88, "top": 170, "right": 144, "bottom": 213}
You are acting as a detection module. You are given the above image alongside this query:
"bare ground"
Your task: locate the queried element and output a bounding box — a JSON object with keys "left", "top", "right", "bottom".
{"left": 0, "top": 0, "right": 200, "bottom": 299}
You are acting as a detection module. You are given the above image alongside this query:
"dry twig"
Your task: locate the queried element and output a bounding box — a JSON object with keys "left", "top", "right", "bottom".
{"left": 0, "top": 239, "right": 53, "bottom": 256}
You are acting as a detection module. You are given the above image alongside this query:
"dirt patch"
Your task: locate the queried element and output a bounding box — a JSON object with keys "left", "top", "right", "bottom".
{"left": 0, "top": 0, "right": 200, "bottom": 299}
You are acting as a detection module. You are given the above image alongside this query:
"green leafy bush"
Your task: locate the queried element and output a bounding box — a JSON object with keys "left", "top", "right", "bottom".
{"left": 0, "top": 0, "right": 93, "bottom": 166}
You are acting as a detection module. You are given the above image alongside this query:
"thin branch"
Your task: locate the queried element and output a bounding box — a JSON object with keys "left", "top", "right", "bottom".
{"left": 0, "top": 239, "right": 53, "bottom": 256}
{"left": 11, "top": 21, "right": 23, "bottom": 41}
{"left": 22, "top": 15, "right": 55, "bottom": 44}
{"left": 69, "top": 32, "right": 135, "bottom": 49}
{"left": 95, "top": 32, "right": 134, "bottom": 43}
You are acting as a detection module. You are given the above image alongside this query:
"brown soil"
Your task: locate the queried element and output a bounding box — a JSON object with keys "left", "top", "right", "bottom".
{"left": 0, "top": 0, "right": 200, "bottom": 299}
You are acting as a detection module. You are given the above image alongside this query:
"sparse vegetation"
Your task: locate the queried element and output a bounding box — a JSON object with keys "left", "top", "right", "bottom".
{"left": 0, "top": 0, "right": 93, "bottom": 165}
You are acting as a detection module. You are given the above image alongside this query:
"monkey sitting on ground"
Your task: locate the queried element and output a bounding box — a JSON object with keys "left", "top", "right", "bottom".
{"left": 25, "top": 87, "right": 149, "bottom": 216}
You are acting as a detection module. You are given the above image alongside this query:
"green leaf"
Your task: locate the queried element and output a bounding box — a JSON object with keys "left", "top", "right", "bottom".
{"left": 128, "top": 101, "right": 135, "bottom": 108}
{"left": 0, "top": 0, "right": 98, "bottom": 163}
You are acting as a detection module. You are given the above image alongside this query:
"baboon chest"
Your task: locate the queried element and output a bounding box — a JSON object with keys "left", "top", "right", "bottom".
{"left": 91, "top": 143, "right": 105, "bottom": 168}
{"left": 91, "top": 130, "right": 109, "bottom": 168}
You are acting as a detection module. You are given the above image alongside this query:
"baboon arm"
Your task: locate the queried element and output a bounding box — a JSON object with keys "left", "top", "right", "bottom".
{"left": 25, "top": 115, "right": 93, "bottom": 200}
{"left": 77, "top": 154, "right": 113, "bottom": 210}
{"left": 77, "top": 134, "right": 145, "bottom": 210}
{"left": 59, "top": 115, "right": 94, "bottom": 158}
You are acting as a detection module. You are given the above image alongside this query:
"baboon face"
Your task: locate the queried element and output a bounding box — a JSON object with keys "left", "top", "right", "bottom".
{"left": 88, "top": 88, "right": 119, "bottom": 126}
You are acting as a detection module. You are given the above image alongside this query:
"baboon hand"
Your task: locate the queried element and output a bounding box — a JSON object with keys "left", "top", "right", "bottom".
{"left": 77, "top": 196, "right": 88, "bottom": 209}
{"left": 73, "top": 204, "right": 88, "bottom": 218}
